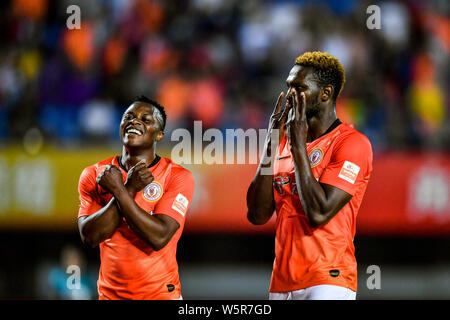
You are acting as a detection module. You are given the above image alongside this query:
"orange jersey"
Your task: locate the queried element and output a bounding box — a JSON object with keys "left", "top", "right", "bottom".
{"left": 270, "top": 121, "right": 373, "bottom": 293}
{"left": 77, "top": 155, "right": 195, "bottom": 300}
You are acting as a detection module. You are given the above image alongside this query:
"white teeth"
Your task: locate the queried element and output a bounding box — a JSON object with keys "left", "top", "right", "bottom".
{"left": 127, "top": 128, "right": 142, "bottom": 135}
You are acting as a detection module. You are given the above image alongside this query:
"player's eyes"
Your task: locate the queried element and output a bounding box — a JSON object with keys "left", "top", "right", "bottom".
{"left": 286, "top": 83, "right": 304, "bottom": 90}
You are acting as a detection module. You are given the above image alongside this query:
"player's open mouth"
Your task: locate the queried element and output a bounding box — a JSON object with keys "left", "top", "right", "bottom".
{"left": 125, "top": 127, "right": 143, "bottom": 136}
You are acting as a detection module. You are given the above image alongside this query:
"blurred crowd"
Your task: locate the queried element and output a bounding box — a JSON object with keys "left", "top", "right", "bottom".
{"left": 0, "top": 0, "right": 448, "bottom": 151}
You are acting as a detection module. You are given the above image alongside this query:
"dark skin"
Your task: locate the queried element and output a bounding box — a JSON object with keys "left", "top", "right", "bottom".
{"left": 247, "top": 65, "right": 352, "bottom": 228}
{"left": 78, "top": 102, "right": 180, "bottom": 250}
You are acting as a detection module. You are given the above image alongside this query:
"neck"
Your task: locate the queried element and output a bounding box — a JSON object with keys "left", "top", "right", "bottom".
{"left": 306, "top": 107, "right": 337, "bottom": 142}
{"left": 121, "top": 146, "right": 156, "bottom": 171}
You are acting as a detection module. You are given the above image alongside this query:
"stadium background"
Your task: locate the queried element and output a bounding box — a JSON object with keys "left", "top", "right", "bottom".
{"left": 0, "top": 0, "right": 449, "bottom": 299}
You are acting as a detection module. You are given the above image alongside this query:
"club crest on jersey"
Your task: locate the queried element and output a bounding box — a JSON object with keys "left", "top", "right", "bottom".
{"left": 142, "top": 181, "right": 163, "bottom": 202}
{"left": 309, "top": 148, "right": 323, "bottom": 168}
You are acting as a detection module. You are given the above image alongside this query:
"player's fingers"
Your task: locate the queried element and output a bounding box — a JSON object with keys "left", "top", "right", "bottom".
{"left": 96, "top": 170, "right": 107, "bottom": 182}
{"left": 140, "top": 172, "right": 153, "bottom": 180}
{"left": 129, "top": 160, "right": 146, "bottom": 174}
{"left": 133, "top": 159, "right": 147, "bottom": 170}
{"left": 299, "top": 92, "right": 306, "bottom": 119}
{"left": 272, "top": 92, "right": 285, "bottom": 116}
{"left": 286, "top": 106, "right": 295, "bottom": 125}
{"left": 286, "top": 123, "right": 292, "bottom": 140}
{"left": 283, "top": 92, "right": 294, "bottom": 117}
{"left": 293, "top": 90, "right": 301, "bottom": 120}
{"left": 101, "top": 165, "right": 113, "bottom": 176}
{"left": 107, "top": 165, "right": 120, "bottom": 175}
{"left": 279, "top": 97, "right": 292, "bottom": 123}
{"left": 141, "top": 173, "right": 154, "bottom": 184}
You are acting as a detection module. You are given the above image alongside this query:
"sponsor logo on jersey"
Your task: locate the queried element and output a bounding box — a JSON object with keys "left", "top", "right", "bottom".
{"left": 142, "top": 181, "right": 163, "bottom": 202}
{"left": 338, "top": 160, "right": 360, "bottom": 184}
{"left": 329, "top": 269, "right": 340, "bottom": 277}
{"left": 172, "top": 193, "right": 189, "bottom": 216}
{"left": 167, "top": 284, "right": 175, "bottom": 292}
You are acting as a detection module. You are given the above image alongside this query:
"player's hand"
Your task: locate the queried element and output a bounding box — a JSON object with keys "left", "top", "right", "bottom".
{"left": 269, "top": 91, "right": 290, "bottom": 130}
{"left": 286, "top": 90, "right": 308, "bottom": 147}
{"left": 124, "top": 160, "right": 155, "bottom": 195}
{"left": 96, "top": 164, "right": 125, "bottom": 195}
{"left": 266, "top": 91, "right": 291, "bottom": 145}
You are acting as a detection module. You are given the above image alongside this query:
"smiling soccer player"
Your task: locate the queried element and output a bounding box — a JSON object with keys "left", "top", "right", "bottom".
{"left": 247, "top": 52, "right": 373, "bottom": 300}
{"left": 77, "top": 96, "right": 195, "bottom": 300}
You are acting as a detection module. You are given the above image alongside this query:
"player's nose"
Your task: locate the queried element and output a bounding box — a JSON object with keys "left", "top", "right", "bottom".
{"left": 128, "top": 116, "right": 144, "bottom": 127}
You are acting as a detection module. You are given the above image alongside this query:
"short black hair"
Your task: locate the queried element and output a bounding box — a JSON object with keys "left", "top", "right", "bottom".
{"left": 133, "top": 95, "right": 167, "bottom": 130}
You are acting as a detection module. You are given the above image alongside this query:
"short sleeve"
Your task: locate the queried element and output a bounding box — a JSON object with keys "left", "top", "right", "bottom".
{"left": 153, "top": 168, "right": 195, "bottom": 226}
{"left": 78, "top": 166, "right": 103, "bottom": 218}
{"left": 319, "top": 133, "right": 373, "bottom": 196}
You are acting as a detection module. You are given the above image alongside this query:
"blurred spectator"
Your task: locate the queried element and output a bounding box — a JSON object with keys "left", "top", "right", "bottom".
{"left": 78, "top": 98, "right": 119, "bottom": 141}
{"left": 157, "top": 75, "right": 191, "bottom": 125}
{"left": 0, "top": 0, "right": 447, "bottom": 150}
{"left": 409, "top": 52, "right": 446, "bottom": 147}
{"left": 62, "top": 23, "right": 96, "bottom": 71}
{"left": 35, "top": 244, "right": 97, "bottom": 299}
{"left": 12, "top": 0, "right": 48, "bottom": 22}
{"left": 190, "top": 76, "right": 225, "bottom": 128}
{"left": 102, "top": 34, "right": 128, "bottom": 76}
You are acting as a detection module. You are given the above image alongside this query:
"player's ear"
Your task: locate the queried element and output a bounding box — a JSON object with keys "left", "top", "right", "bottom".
{"left": 155, "top": 130, "right": 164, "bottom": 142}
{"left": 321, "top": 85, "right": 333, "bottom": 102}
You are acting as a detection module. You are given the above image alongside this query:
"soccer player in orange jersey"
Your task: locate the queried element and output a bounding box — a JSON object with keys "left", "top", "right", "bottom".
{"left": 77, "top": 96, "right": 194, "bottom": 300}
{"left": 247, "top": 52, "right": 373, "bottom": 300}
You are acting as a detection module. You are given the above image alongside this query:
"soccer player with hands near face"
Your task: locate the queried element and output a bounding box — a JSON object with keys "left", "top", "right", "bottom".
{"left": 247, "top": 52, "right": 373, "bottom": 300}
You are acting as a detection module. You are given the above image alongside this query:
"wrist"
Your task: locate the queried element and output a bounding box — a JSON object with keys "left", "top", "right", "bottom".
{"left": 110, "top": 183, "right": 127, "bottom": 197}
{"left": 289, "top": 133, "right": 306, "bottom": 150}
{"left": 260, "top": 141, "right": 277, "bottom": 168}
{"left": 124, "top": 182, "right": 137, "bottom": 197}
{"left": 291, "top": 143, "right": 307, "bottom": 162}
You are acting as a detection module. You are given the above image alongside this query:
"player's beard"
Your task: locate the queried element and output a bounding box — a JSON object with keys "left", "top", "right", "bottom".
{"left": 305, "top": 93, "right": 321, "bottom": 120}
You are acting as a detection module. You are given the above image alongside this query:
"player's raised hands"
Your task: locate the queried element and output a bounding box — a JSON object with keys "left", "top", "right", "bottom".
{"left": 124, "top": 159, "right": 155, "bottom": 195}
{"left": 96, "top": 164, "right": 125, "bottom": 195}
{"left": 286, "top": 90, "right": 308, "bottom": 146}
{"left": 272, "top": 92, "right": 293, "bottom": 137}
{"left": 265, "top": 91, "right": 293, "bottom": 146}
{"left": 269, "top": 92, "right": 286, "bottom": 128}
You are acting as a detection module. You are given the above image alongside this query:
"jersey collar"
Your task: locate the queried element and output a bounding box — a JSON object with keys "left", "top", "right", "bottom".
{"left": 117, "top": 155, "right": 161, "bottom": 172}
{"left": 313, "top": 118, "right": 342, "bottom": 142}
